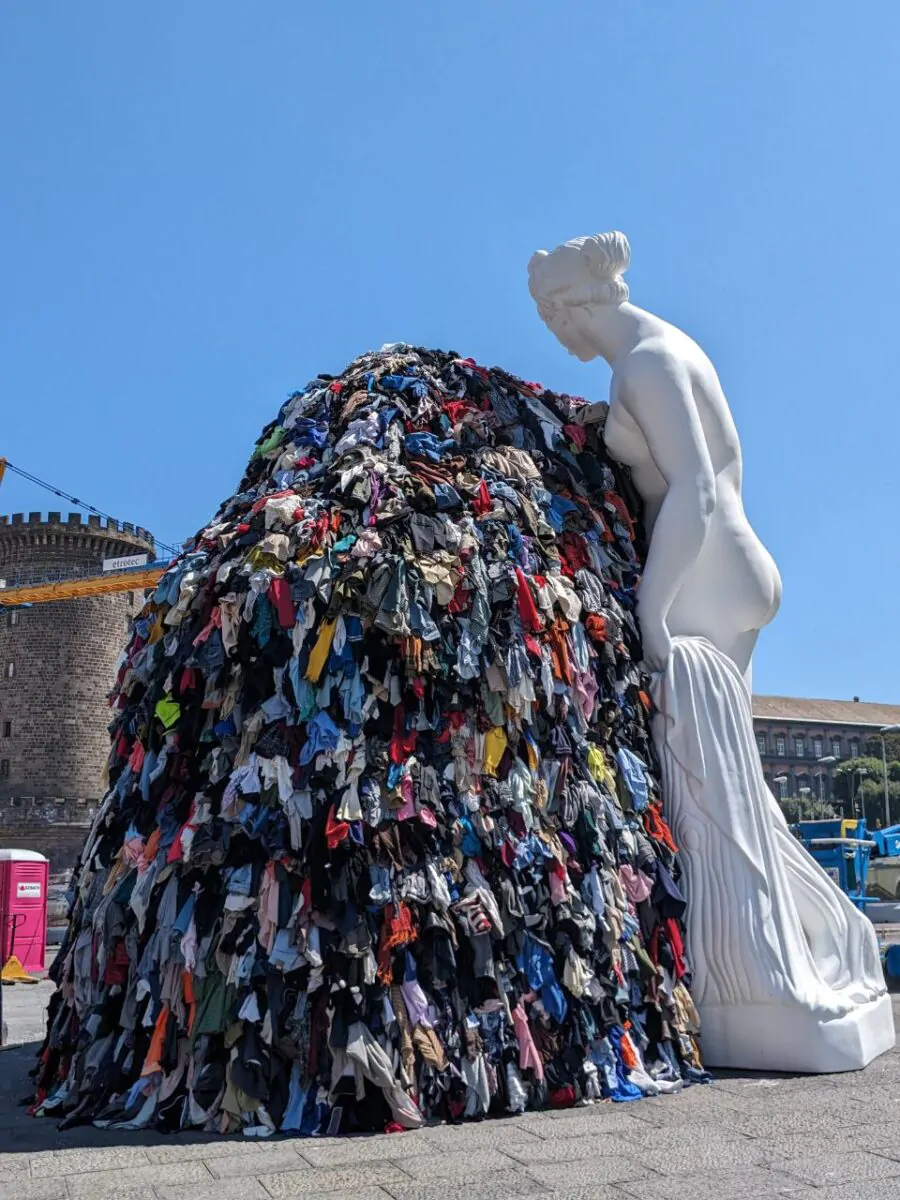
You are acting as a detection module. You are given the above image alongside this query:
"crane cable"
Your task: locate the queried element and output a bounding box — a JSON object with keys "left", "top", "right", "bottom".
{"left": 0, "top": 459, "right": 181, "bottom": 559}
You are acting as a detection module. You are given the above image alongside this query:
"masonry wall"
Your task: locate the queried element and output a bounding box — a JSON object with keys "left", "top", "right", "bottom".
{"left": 0, "top": 795, "right": 96, "bottom": 873}
{"left": 0, "top": 512, "right": 154, "bottom": 861}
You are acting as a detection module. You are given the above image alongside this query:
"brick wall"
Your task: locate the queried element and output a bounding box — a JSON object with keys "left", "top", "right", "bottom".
{"left": 0, "top": 512, "right": 154, "bottom": 864}
{"left": 0, "top": 795, "right": 95, "bottom": 873}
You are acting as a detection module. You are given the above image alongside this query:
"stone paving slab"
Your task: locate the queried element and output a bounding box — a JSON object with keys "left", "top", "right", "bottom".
{"left": 616, "top": 1165, "right": 816, "bottom": 1199}
{"left": 774, "top": 1148, "right": 900, "bottom": 1188}
{"left": 207, "top": 1147, "right": 312, "bottom": 1179}
{"left": 155, "top": 1182, "right": 274, "bottom": 1200}
{"left": 524, "top": 1156, "right": 650, "bottom": 1189}
{"left": 292, "top": 1132, "right": 436, "bottom": 1168}
{"left": 811, "top": 1182, "right": 900, "bottom": 1200}
{"left": 258, "top": 1162, "right": 408, "bottom": 1197}
{"left": 3, "top": 987, "right": 900, "bottom": 1200}
{"left": 381, "top": 1171, "right": 547, "bottom": 1200}
{"left": 502, "top": 1132, "right": 639, "bottom": 1165}
{"left": 0, "top": 1179, "right": 70, "bottom": 1200}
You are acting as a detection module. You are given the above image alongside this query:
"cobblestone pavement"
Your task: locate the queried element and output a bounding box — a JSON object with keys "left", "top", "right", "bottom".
{"left": 3, "top": 982, "right": 900, "bottom": 1200}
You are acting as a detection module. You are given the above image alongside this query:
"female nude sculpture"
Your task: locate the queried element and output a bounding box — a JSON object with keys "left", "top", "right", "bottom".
{"left": 529, "top": 232, "right": 894, "bottom": 1071}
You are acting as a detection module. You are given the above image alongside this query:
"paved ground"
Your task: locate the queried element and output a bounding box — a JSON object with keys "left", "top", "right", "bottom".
{"left": 4, "top": 983, "right": 900, "bottom": 1200}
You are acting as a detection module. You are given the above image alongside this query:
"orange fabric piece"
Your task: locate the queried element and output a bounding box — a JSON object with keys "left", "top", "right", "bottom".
{"left": 546, "top": 620, "right": 573, "bottom": 684}
{"left": 619, "top": 1029, "right": 640, "bottom": 1070}
{"left": 184, "top": 971, "right": 197, "bottom": 1035}
{"left": 643, "top": 802, "right": 678, "bottom": 853}
{"left": 141, "top": 1006, "right": 170, "bottom": 1077}
{"left": 140, "top": 828, "right": 162, "bottom": 873}
{"left": 376, "top": 902, "right": 418, "bottom": 983}
{"left": 584, "top": 614, "right": 607, "bottom": 644}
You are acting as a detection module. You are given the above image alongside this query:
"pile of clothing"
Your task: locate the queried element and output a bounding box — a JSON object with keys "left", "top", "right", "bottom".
{"left": 34, "top": 345, "right": 708, "bottom": 1136}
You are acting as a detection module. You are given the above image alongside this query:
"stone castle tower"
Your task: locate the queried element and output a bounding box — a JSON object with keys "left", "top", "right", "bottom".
{"left": 0, "top": 511, "right": 155, "bottom": 805}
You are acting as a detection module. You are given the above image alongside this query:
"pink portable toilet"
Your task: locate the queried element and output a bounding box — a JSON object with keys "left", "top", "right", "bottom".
{"left": 0, "top": 849, "right": 49, "bottom": 973}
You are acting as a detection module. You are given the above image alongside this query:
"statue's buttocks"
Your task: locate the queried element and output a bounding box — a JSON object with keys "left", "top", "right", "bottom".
{"left": 528, "top": 229, "right": 894, "bottom": 1073}
{"left": 600, "top": 327, "right": 781, "bottom": 675}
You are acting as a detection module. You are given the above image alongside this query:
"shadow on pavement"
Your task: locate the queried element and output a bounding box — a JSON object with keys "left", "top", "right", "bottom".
{"left": 0, "top": 1039, "right": 258, "bottom": 1155}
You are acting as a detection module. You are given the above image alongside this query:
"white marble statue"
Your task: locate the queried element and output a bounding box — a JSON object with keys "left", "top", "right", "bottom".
{"left": 528, "top": 231, "right": 895, "bottom": 1072}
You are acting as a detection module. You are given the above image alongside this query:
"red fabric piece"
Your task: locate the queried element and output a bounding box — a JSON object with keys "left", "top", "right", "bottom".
{"left": 179, "top": 667, "right": 198, "bottom": 695}
{"left": 128, "top": 740, "right": 145, "bottom": 773}
{"left": 559, "top": 532, "right": 590, "bottom": 574}
{"left": 325, "top": 804, "right": 350, "bottom": 850}
{"left": 268, "top": 577, "right": 295, "bottom": 628}
{"left": 549, "top": 1085, "right": 576, "bottom": 1109}
{"left": 515, "top": 568, "right": 543, "bottom": 632}
{"left": 666, "top": 917, "right": 686, "bottom": 979}
{"left": 472, "top": 479, "right": 492, "bottom": 515}
{"left": 167, "top": 825, "right": 186, "bottom": 863}
{"left": 523, "top": 633, "right": 543, "bottom": 658}
{"left": 104, "top": 939, "right": 130, "bottom": 985}
{"left": 251, "top": 488, "right": 292, "bottom": 518}
{"left": 442, "top": 399, "right": 473, "bottom": 425}
{"left": 564, "top": 423, "right": 587, "bottom": 450}
{"left": 448, "top": 580, "right": 471, "bottom": 613}
{"left": 390, "top": 705, "right": 417, "bottom": 764}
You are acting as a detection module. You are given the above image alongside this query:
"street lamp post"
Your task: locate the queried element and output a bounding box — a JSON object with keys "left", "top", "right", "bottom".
{"left": 798, "top": 785, "right": 812, "bottom": 821}
{"left": 852, "top": 767, "right": 868, "bottom": 820}
{"left": 878, "top": 725, "right": 900, "bottom": 828}
{"left": 816, "top": 755, "right": 837, "bottom": 806}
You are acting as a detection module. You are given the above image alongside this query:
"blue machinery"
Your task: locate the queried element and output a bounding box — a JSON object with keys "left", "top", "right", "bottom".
{"left": 793, "top": 819, "right": 877, "bottom": 912}
{"left": 795, "top": 818, "right": 900, "bottom": 980}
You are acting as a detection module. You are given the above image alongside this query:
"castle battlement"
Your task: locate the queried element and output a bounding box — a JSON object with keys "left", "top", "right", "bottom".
{"left": 0, "top": 511, "right": 154, "bottom": 545}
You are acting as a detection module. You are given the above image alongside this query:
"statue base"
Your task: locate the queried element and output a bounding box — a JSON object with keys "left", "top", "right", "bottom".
{"left": 654, "top": 636, "right": 894, "bottom": 1075}
{"left": 699, "top": 992, "right": 895, "bottom": 1074}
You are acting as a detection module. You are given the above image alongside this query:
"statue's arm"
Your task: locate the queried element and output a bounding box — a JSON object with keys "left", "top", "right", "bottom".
{"left": 619, "top": 350, "right": 716, "bottom": 668}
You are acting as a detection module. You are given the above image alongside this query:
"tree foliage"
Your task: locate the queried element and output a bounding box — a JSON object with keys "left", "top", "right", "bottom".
{"left": 833, "top": 754, "right": 900, "bottom": 827}
{"left": 777, "top": 796, "right": 839, "bottom": 823}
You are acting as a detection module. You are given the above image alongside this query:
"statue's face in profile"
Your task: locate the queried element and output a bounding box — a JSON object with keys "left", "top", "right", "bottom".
{"left": 544, "top": 305, "right": 597, "bottom": 362}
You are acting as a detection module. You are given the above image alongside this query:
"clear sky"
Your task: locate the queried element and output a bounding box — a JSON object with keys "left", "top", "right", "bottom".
{"left": 2, "top": 2, "right": 898, "bottom": 701}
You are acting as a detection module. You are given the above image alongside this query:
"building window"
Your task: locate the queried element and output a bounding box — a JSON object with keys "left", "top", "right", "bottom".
{"left": 813, "top": 737, "right": 824, "bottom": 760}
{"left": 778, "top": 777, "right": 788, "bottom": 800}
{"left": 831, "top": 737, "right": 842, "bottom": 758}
{"left": 127, "top": 591, "right": 134, "bottom": 609}
{"left": 775, "top": 735, "right": 786, "bottom": 757}
{"left": 0, "top": 759, "right": 8, "bottom": 778}
{"left": 794, "top": 735, "right": 805, "bottom": 757}
{"left": 6, "top": 611, "right": 19, "bottom": 628}
{"left": 5, "top": 662, "right": 14, "bottom": 680}
{"left": 849, "top": 738, "right": 860, "bottom": 758}
{"left": 2, "top": 721, "right": 9, "bottom": 738}
{"left": 756, "top": 733, "right": 767, "bottom": 755}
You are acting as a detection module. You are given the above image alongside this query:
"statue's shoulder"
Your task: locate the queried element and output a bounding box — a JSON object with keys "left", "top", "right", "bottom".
{"left": 616, "top": 337, "right": 687, "bottom": 393}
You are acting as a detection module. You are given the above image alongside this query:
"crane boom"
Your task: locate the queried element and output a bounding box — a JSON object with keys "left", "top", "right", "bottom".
{"left": 0, "top": 565, "right": 165, "bottom": 606}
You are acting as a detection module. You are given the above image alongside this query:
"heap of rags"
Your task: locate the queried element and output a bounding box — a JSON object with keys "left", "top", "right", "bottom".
{"left": 34, "top": 345, "right": 708, "bottom": 1136}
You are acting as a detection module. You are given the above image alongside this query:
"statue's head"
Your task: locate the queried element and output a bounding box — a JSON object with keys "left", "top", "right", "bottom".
{"left": 528, "top": 231, "right": 631, "bottom": 361}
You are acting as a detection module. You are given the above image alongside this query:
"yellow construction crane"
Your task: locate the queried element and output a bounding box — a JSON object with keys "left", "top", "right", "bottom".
{"left": 0, "top": 457, "right": 178, "bottom": 606}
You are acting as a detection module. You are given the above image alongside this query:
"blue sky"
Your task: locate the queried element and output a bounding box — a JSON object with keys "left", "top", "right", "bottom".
{"left": 2, "top": 1, "right": 898, "bottom": 701}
